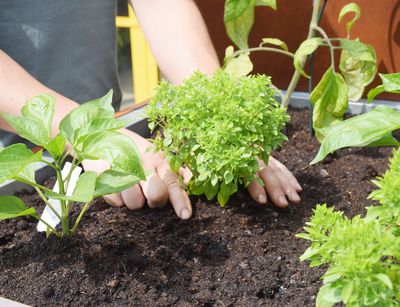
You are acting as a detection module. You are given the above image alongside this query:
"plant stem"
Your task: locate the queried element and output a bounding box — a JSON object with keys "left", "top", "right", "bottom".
{"left": 55, "top": 166, "right": 69, "bottom": 236}
{"left": 34, "top": 187, "right": 62, "bottom": 220}
{"left": 71, "top": 201, "right": 91, "bottom": 234}
{"left": 33, "top": 215, "right": 62, "bottom": 238}
{"left": 282, "top": 0, "right": 321, "bottom": 107}
{"left": 231, "top": 46, "right": 294, "bottom": 59}
{"left": 312, "top": 25, "right": 335, "bottom": 69}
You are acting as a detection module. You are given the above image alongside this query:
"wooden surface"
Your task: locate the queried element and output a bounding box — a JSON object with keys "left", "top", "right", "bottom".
{"left": 195, "top": 0, "right": 400, "bottom": 100}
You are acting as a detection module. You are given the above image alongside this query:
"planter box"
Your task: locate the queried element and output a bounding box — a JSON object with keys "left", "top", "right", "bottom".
{"left": 1, "top": 93, "right": 399, "bottom": 196}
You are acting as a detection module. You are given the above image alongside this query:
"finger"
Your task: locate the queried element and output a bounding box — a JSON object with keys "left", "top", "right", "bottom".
{"left": 157, "top": 164, "right": 192, "bottom": 220}
{"left": 179, "top": 166, "right": 192, "bottom": 186}
{"left": 120, "top": 184, "right": 146, "bottom": 210}
{"left": 140, "top": 173, "right": 169, "bottom": 208}
{"left": 269, "top": 156, "right": 302, "bottom": 192}
{"left": 259, "top": 165, "right": 289, "bottom": 208}
{"left": 247, "top": 175, "right": 267, "bottom": 205}
{"left": 265, "top": 159, "right": 301, "bottom": 203}
{"left": 103, "top": 193, "right": 124, "bottom": 208}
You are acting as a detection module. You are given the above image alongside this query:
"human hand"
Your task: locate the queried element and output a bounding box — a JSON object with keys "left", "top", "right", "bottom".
{"left": 246, "top": 156, "right": 302, "bottom": 207}
{"left": 82, "top": 131, "right": 193, "bottom": 220}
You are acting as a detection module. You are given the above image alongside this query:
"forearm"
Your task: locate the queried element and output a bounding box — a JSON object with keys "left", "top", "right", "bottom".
{"left": 130, "top": 0, "right": 220, "bottom": 85}
{"left": 0, "top": 50, "right": 78, "bottom": 136}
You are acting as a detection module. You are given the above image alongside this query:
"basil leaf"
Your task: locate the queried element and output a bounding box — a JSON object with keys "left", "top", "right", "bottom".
{"left": 22, "top": 94, "right": 55, "bottom": 136}
{"left": 0, "top": 196, "right": 36, "bottom": 220}
{"left": 217, "top": 181, "right": 238, "bottom": 206}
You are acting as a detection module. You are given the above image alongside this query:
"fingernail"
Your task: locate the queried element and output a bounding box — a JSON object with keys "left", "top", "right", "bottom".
{"left": 257, "top": 194, "right": 267, "bottom": 204}
{"left": 291, "top": 193, "right": 301, "bottom": 202}
{"left": 278, "top": 195, "right": 288, "bottom": 206}
{"left": 180, "top": 208, "right": 192, "bottom": 220}
{"left": 296, "top": 183, "right": 302, "bottom": 191}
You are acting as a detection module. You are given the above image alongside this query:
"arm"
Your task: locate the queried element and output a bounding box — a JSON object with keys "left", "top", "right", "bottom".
{"left": 129, "top": 0, "right": 220, "bottom": 84}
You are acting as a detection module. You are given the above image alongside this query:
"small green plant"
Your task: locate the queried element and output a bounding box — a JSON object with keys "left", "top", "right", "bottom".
{"left": 297, "top": 149, "right": 400, "bottom": 306}
{"left": 0, "top": 90, "right": 145, "bottom": 237}
{"left": 297, "top": 205, "right": 400, "bottom": 306}
{"left": 146, "top": 70, "right": 288, "bottom": 206}
{"left": 223, "top": 1, "right": 377, "bottom": 141}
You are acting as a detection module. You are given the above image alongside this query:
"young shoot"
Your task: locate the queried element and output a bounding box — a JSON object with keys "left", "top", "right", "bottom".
{"left": 0, "top": 90, "right": 146, "bottom": 237}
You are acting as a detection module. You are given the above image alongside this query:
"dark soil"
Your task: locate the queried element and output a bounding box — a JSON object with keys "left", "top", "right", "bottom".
{"left": 0, "top": 108, "right": 395, "bottom": 306}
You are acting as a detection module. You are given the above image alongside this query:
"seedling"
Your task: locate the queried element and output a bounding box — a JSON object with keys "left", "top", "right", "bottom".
{"left": 146, "top": 70, "right": 288, "bottom": 206}
{"left": 297, "top": 149, "right": 400, "bottom": 306}
{"left": 0, "top": 90, "right": 145, "bottom": 237}
{"left": 223, "top": 1, "right": 377, "bottom": 142}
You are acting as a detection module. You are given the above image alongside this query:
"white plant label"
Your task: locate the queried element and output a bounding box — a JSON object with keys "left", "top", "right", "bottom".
{"left": 37, "top": 162, "right": 82, "bottom": 232}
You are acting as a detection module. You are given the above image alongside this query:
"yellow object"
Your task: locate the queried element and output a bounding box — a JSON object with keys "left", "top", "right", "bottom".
{"left": 116, "top": 6, "right": 159, "bottom": 103}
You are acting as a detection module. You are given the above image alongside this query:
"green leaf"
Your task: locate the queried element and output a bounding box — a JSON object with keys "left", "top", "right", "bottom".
{"left": 1, "top": 94, "right": 56, "bottom": 146}
{"left": 261, "top": 38, "right": 288, "bottom": 51}
{"left": 60, "top": 90, "right": 114, "bottom": 144}
{"left": 22, "top": 94, "right": 55, "bottom": 136}
{"left": 45, "top": 133, "right": 66, "bottom": 160}
{"left": 0, "top": 196, "right": 36, "bottom": 220}
{"left": 94, "top": 170, "right": 142, "bottom": 196}
{"left": 375, "top": 274, "right": 393, "bottom": 290}
{"left": 310, "top": 67, "right": 348, "bottom": 141}
{"left": 255, "top": 0, "right": 276, "bottom": 10}
{"left": 338, "top": 3, "right": 361, "bottom": 35}
{"left": 311, "top": 106, "right": 400, "bottom": 164}
{"left": 368, "top": 73, "right": 400, "bottom": 102}
{"left": 224, "top": 0, "right": 255, "bottom": 49}
{"left": 341, "top": 281, "right": 354, "bottom": 304}
{"left": 339, "top": 43, "right": 377, "bottom": 101}
{"left": 367, "top": 85, "right": 385, "bottom": 102}
{"left": 293, "top": 38, "right": 322, "bottom": 78}
{"left": 340, "top": 39, "right": 376, "bottom": 62}
{"left": 79, "top": 131, "right": 145, "bottom": 179}
{"left": 316, "top": 283, "right": 342, "bottom": 307}
{"left": 204, "top": 180, "right": 220, "bottom": 200}
{"left": 169, "top": 156, "right": 182, "bottom": 172}
{"left": 224, "top": 52, "right": 253, "bottom": 77}
{"left": 1, "top": 114, "right": 51, "bottom": 146}
{"left": 46, "top": 171, "right": 97, "bottom": 202}
{"left": 217, "top": 181, "right": 238, "bottom": 206}
{"left": 0, "top": 143, "right": 43, "bottom": 183}
{"left": 367, "top": 133, "right": 400, "bottom": 147}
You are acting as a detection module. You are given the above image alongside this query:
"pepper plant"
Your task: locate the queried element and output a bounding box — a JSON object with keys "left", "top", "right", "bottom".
{"left": 223, "top": 0, "right": 377, "bottom": 142}
{"left": 0, "top": 90, "right": 145, "bottom": 237}
{"left": 146, "top": 70, "right": 288, "bottom": 206}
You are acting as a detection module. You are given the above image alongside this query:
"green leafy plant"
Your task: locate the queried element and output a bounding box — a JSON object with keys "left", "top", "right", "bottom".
{"left": 223, "top": 1, "right": 377, "bottom": 142}
{"left": 297, "top": 205, "right": 400, "bottom": 307}
{"left": 311, "top": 73, "right": 400, "bottom": 164}
{"left": 0, "top": 90, "right": 145, "bottom": 237}
{"left": 146, "top": 70, "right": 288, "bottom": 206}
{"left": 367, "top": 148, "right": 400, "bottom": 236}
{"left": 298, "top": 149, "right": 400, "bottom": 306}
